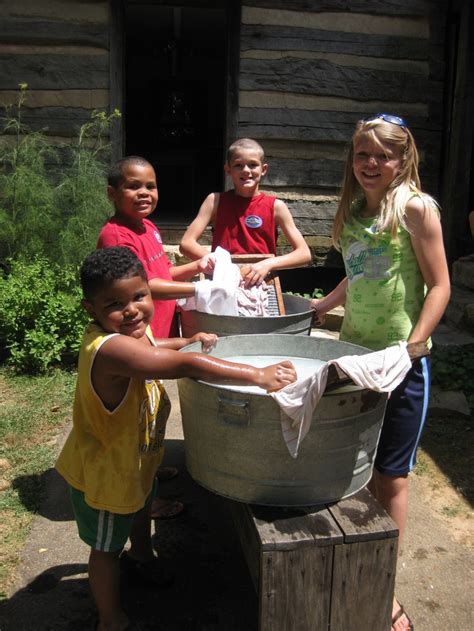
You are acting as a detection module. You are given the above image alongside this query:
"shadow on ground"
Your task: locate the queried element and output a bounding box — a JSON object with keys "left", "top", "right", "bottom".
{"left": 0, "top": 439, "right": 258, "bottom": 631}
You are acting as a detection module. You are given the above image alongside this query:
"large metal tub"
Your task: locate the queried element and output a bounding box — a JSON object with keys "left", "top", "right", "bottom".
{"left": 178, "top": 334, "right": 388, "bottom": 506}
{"left": 179, "top": 293, "right": 313, "bottom": 337}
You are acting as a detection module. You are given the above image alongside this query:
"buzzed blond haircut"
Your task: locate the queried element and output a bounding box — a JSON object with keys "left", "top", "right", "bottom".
{"left": 226, "top": 138, "right": 265, "bottom": 164}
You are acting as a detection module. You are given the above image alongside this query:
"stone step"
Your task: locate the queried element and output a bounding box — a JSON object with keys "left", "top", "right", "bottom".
{"left": 443, "top": 285, "right": 474, "bottom": 332}
{"left": 452, "top": 255, "right": 474, "bottom": 291}
{"left": 431, "top": 322, "right": 474, "bottom": 351}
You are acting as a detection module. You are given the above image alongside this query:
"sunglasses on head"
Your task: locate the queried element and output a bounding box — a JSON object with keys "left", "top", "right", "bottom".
{"left": 363, "top": 113, "right": 408, "bottom": 128}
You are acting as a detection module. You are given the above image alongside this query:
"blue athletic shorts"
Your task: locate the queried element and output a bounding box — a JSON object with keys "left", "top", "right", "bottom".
{"left": 374, "top": 356, "right": 430, "bottom": 477}
{"left": 69, "top": 478, "right": 158, "bottom": 553}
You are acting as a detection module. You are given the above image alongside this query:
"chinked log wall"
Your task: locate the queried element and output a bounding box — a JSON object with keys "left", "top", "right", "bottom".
{"left": 0, "top": 1, "right": 448, "bottom": 265}
{"left": 238, "top": 1, "right": 447, "bottom": 265}
{"left": 0, "top": 1, "right": 110, "bottom": 147}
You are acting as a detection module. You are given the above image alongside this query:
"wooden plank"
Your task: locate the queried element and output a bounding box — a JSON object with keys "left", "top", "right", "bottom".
{"left": 0, "top": 54, "right": 108, "bottom": 90}
{"left": 259, "top": 545, "right": 333, "bottom": 631}
{"left": 330, "top": 538, "right": 396, "bottom": 631}
{"left": 250, "top": 504, "right": 343, "bottom": 550}
{"left": 328, "top": 486, "right": 399, "bottom": 543}
{"left": 0, "top": 17, "right": 108, "bottom": 47}
{"left": 228, "top": 500, "right": 261, "bottom": 590}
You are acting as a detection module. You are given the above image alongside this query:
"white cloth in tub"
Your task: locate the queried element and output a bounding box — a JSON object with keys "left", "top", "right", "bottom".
{"left": 270, "top": 342, "right": 412, "bottom": 458}
{"left": 178, "top": 247, "right": 240, "bottom": 316}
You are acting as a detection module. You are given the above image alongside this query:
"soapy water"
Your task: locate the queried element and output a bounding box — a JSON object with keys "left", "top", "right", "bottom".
{"left": 200, "top": 355, "right": 327, "bottom": 395}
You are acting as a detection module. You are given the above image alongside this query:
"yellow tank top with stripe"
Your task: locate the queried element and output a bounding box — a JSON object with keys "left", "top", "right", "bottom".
{"left": 56, "top": 323, "right": 171, "bottom": 514}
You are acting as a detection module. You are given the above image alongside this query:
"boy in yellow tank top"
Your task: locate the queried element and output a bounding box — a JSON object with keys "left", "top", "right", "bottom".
{"left": 56, "top": 246, "right": 296, "bottom": 631}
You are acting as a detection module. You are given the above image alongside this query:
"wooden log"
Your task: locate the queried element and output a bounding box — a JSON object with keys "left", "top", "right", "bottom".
{"left": 3, "top": 107, "right": 104, "bottom": 137}
{"left": 0, "top": 54, "right": 108, "bottom": 90}
{"left": 0, "top": 17, "right": 108, "bottom": 47}
{"left": 240, "top": 58, "right": 441, "bottom": 104}
{"left": 242, "top": 0, "right": 434, "bottom": 17}
{"left": 241, "top": 24, "right": 435, "bottom": 60}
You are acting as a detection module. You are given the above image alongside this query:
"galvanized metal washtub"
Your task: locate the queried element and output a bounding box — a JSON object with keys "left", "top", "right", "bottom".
{"left": 178, "top": 334, "right": 388, "bottom": 506}
{"left": 179, "top": 293, "right": 313, "bottom": 337}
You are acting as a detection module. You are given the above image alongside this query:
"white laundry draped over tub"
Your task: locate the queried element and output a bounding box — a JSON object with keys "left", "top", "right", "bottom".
{"left": 270, "top": 342, "right": 412, "bottom": 458}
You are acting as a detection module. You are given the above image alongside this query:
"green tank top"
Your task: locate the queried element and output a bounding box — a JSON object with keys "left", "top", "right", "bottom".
{"left": 339, "top": 210, "right": 426, "bottom": 351}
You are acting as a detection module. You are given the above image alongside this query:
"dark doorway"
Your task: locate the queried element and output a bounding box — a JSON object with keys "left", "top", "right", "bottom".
{"left": 124, "top": 2, "right": 227, "bottom": 226}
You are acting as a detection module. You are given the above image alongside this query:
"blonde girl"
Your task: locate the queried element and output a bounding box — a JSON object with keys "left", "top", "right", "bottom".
{"left": 312, "top": 114, "right": 450, "bottom": 631}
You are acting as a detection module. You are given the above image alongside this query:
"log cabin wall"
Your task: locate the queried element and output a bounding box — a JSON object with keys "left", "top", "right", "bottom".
{"left": 236, "top": 0, "right": 448, "bottom": 266}
{"left": 0, "top": 1, "right": 456, "bottom": 269}
{"left": 0, "top": 1, "right": 111, "bottom": 150}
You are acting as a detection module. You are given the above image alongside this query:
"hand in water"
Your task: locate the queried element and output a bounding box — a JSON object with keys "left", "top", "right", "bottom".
{"left": 191, "top": 332, "right": 218, "bottom": 353}
{"left": 260, "top": 360, "right": 297, "bottom": 392}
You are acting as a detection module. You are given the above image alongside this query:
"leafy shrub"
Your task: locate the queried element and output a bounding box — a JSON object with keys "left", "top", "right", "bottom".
{"left": 0, "top": 258, "right": 88, "bottom": 372}
{"left": 0, "top": 85, "right": 118, "bottom": 268}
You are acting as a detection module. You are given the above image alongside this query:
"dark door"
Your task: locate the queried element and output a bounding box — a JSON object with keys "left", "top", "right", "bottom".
{"left": 123, "top": 2, "right": 228, "bottom": 226}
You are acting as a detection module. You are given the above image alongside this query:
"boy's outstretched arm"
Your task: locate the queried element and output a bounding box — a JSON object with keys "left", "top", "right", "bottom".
{"left": 241, "top": 200, "right": 311, "bottom": 287}
{"left": 180, "top": 193, "right": 220, "bottom": 260}
{"left": 95, "top": 335, "right": 296, "bottom": 392}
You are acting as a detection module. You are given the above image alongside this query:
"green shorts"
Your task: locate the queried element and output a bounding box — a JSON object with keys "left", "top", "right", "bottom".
{"left": 69, "top": 479, "right": 157, "bottom": 552}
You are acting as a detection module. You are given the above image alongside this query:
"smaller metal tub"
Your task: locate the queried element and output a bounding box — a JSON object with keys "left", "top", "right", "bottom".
{"left": 179, "top": 293, "right": 313, "bottom": 338}
{"left": 178, "top": 334, "right": 388, "bottom": 506}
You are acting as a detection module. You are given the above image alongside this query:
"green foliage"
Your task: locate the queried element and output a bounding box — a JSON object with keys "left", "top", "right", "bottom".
{"left": 0, "top": 258, "right": 88, "bottom": 373}
{"left": 0, "top": 85, "right": 59, "bottom": 261}
{"left": 0, "top": 85, "right": 120, "bottom": 267}
{"left": 431, "top": 346, "right": 474, "bottom": 409}
{"left": 286, "top": 287, "right": 325, "bottom": 300}
{"left": 55, "top": 109, "right": 121, "bottom": 265}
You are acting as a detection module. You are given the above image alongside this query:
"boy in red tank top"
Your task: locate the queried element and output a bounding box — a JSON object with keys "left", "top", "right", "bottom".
{"left": 180, "top": 138, "right": 311, "bottom": 287}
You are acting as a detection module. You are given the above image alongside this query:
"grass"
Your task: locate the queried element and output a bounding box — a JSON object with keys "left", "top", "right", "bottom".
{"left": 0, "top": 368, "right": 75, "bottom": 599}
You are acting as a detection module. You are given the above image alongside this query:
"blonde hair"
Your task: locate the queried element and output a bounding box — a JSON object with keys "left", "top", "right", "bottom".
{"left": 226, "top": 138, "right": 265, "bottom": 163}
{"left": 332, "top": 118, "right": 435, "bottom": 248}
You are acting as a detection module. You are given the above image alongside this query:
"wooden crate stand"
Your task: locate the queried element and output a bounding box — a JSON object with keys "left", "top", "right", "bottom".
{"left": 228, "top": 487, "right": 398, "bottom": 631}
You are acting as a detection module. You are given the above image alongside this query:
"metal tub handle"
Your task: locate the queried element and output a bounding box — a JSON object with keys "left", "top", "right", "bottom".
{"left": 218, "top": 396, "right": 250, "bottom": 427}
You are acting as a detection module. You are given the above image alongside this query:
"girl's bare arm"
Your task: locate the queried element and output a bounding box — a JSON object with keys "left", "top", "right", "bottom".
{"left": 405, "top": 198, "right": 451, "bottom": 343}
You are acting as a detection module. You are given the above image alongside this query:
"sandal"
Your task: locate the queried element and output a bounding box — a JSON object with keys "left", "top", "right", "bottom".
{"left": 392, "top": 600, "right": 414, "bottom": 631}
{"left": 150, "top": 498, "right": 184, "bottom": 520}
{"left": 120, "top": 551, "right": 174, "bottom": 589}
{"left": 155, "top": 466, "right": 179, "bottom": 482}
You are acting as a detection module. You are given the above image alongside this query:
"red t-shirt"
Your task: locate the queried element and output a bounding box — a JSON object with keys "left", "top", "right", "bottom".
{"left": 211, "top": 191, "right": 277, "bottom": 254}
{"left": 97, "top": 216, "right": 178, "bottom": 339}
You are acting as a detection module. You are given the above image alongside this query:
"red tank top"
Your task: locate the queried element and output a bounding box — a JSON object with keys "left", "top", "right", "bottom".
{"left": 211, "top": 191, "right": 277, "bottom": 254}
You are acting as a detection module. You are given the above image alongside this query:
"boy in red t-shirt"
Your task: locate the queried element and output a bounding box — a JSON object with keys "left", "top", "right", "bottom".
{"left": 180, "top": 138, "right": 311, "bottom": 287}
{"left": 98, "top": 156, "right": 213, "bottom": 339}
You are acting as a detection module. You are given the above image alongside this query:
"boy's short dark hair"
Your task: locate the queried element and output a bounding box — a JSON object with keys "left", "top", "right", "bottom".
{"left": 81, "top": 247, "right": 148, "bottom": 301}
{"left": 226, "top": 138, "right": 265, "bottom": 164}
{"left": 108, "top": 156, "right": 154, "bottom": 188}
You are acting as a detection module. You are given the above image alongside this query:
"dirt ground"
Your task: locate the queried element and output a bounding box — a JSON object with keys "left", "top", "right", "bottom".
{"left": 0, "top": 379, "right": 473, "bottom": 631}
